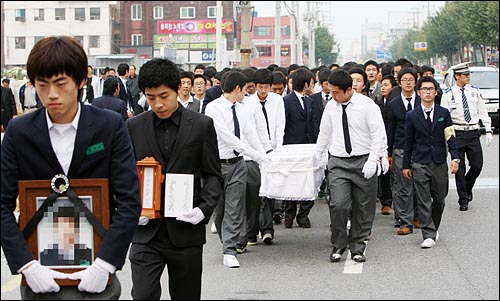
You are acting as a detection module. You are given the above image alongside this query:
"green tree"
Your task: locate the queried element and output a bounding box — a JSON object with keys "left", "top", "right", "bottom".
{"left": 303, "top": 26, "right": 339, "bottom": 66}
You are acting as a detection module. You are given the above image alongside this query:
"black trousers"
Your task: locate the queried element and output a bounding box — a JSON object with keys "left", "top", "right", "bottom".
{"left": 129, "top": 223, "right": 203, "bottom": 300}
{"left": 454, "top": 130, "right": 483, "bottom": 206}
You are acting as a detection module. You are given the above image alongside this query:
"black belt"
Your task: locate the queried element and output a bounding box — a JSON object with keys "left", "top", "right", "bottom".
{"left": 220, "top": 156, "right": 243, "bottom": 164}
{"left": 331, "top": 154, "right": 369, "bottom": 160}
{"left": 24, "top": 105, "right": 37, "bottom": 109}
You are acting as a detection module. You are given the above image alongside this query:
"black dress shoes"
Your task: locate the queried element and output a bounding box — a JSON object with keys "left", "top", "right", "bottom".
{"left": 459, "top": 205, "right": 468, "bottom": 211}
{"left": 297, "top": 217, "right": 311, "bottom": 228}
{"left": 351, "top": 254, "right": 366, "bottom": 263}
{"left": 329, "top": 247, "right": 346, "bottom": 262}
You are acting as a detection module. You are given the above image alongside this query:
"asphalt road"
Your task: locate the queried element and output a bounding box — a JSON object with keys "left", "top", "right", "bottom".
{"left": 2, "top": 134, "right": 499, "bottom": 300}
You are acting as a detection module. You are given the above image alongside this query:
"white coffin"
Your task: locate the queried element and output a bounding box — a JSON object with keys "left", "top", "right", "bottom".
{"left": 259, "top": 144, "right": 327, "bottom": 201}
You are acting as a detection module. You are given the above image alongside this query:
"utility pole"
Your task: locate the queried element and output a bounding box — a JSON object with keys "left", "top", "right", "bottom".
{"left": 238, "top": 1, "right": 253, "bottom": 68}
{"left": 307, "top": 2, "right": 316, "bottom": 68}
{"left": 290, "top": 1, "right": 296, "bottom": 65}
{"left": 215, "top": 1, "right": 223, "bottom": 70}
{"left": 274, "top": 1, "right": 281, "bottom": 66}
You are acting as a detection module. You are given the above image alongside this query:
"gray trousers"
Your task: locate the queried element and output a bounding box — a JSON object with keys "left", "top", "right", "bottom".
{"left": 214, "top": 159, "right": 247, "bottom": 255}
{"left": 392, "top": 149, "right": 416, "bottom": 227}
{"left": 20, "top": 273, "right": 120, "bottom": 300}
{"left": 259, "top": 197, "right": 275, "bottom": 236}
{"left": 412, "top": 162, "right": 448, "bottom": 241}
{"left": 242, "top": 160, "right": 261, "bottom": 243}
{"left": 328, "top": 155, "right": 377, "bottom": 256}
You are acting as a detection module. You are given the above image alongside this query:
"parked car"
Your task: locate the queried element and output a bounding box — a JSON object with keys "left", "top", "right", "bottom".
{"left": 444, "top": 64, "right": 499, "bottom": 131}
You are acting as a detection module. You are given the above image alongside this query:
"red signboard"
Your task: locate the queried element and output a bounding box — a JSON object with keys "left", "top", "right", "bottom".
{"left": 157, "top": 19, "right": 234, "bottom": 34}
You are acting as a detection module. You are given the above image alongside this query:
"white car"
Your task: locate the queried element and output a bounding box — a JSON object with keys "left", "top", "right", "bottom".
{"left": 444, "top": 64, "right": 499, "bottom": 131}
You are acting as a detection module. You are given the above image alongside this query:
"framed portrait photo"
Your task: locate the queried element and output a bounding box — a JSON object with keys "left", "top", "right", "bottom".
{"left": 18, "top": 178, "right": 109, "bottom": 286}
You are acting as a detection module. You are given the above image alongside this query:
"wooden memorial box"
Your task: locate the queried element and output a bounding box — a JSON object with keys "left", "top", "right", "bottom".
{"left": 136, "top": 157, "right": 164, "bottom": 219}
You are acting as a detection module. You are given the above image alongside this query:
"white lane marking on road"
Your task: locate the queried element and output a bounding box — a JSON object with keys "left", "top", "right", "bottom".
{"left": 343, "top": 250, "right": 364, "bottom": 273}
{"left": 449, "top": 177, "right": 499, "bottom": 189}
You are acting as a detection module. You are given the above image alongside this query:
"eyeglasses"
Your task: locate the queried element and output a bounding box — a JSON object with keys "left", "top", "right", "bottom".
{"left": 420, "top": 87, "right": 436, "bottom": 92}
{"left": 400, "top": 78, "right": 415, "bottom": 83}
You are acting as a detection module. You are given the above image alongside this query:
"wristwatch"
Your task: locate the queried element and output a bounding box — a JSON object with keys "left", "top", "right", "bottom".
{"left": 453, "top": 159, "right": 460, "bottom": 163}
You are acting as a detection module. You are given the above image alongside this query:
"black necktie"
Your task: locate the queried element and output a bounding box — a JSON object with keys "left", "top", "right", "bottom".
{"left": 425, "top": 108, "right": 433, "bottom": 130}
{"left": 301, "top": 96, "right": 306, "bottom": 111}
{"left": 260, "top": 101, "right": 270, "bottom": 138}
{"left": 232, "top": 104, "right": 240, "bottom": 156}
{"left": 460, "top": 88, "right": 472, "bottom": 123}
{"left": 325, "top": 94, "right": 330, "bottom": 102}
{"left": 406, "top": 98, "right": 412, "bottom": 111}
{"left": 342, "top": 103, "right": 352, "bottom": 154}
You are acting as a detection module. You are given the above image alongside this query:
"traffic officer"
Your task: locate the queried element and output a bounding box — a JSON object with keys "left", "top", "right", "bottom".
{"left": 440, "top": 63, "right": 494, "bottom": 211}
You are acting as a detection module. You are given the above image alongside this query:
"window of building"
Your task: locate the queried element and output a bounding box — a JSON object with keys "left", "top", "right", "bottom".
{"left": 254, "top": 26, "right": 271, "bottom": 37}
{"left": 180, "top": 7, "right": 195, "bottom": 19}
{"left": 74, "top": 36, "right": 84, "bottom": 46}
{"left": 207, "top": 6, "right": 216, "bottom": 18}
{"left": 75, "top": 8, "right": 85, "bottom": 21}
{"left": 34, "top": 9, "right": 44, "bottom": 21}
{"left": 55, "top": 8, "right": 65, "bottom": 21}
{"left": 90, "top": 8, "right": 100, "bottom": 20}
{"left": 15, "top": 37, "right": 26, "bottom": 49}
{"left": 153, "top": 6, "right": 163, "bottom": 19}
{"left": 131, "top": 4, "right": 142, "bottom": 20}
{"left": 15, "top": 9, "right": 26, "bottom": 22}
{"left": 257, "top": 46, "right": 272, "bottom": 57}
{"left": 34, "top": 36, "right": 44, "bottom": 44}
{"left": 164, "top": 8, "right": 171, "bottom": 16}
{"left": 132, "top": 34, "right": 143, "bottom": 46}
{"left": 89, "top": 36, "right": 100, "bottom": 48}
{"left": 281, "top": 25, "right": 291, "bottom": 37}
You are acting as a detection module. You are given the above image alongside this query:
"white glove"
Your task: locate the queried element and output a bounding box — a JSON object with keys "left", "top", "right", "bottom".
{"left": 314, "top": 151, "right": 324, "bottom": 167}
{"left": 256, "top": 155, "right": 270, "bottom": 167}
{"left": 176, "top": 207, "right": 205, "bottom": 225}
{"left": 69, "top": 258, "right": 114, "bottom": 293}
{"left": 138, "top": 216, "right": 150, "bottom": 226}
{"left": 485, "top": 132, "right": 493, "bottom": 147}
{"left": 381, "top": 157, "right": 390, "bottom": 174}
{"left": 21, "top": 260, "right": 68, "bottom": 293}
{"left": 362, "top": 159, "right": 378, "bottom": 179}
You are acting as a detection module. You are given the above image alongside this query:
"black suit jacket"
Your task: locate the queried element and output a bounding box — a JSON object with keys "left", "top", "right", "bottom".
{"left": 1, "top": 104, "right": 141, "bottom": 273}
{"left": 40, "top": 244, "right": 92, "bottom": 266}
{"left": 386, "top": 95, "right": 421, "bottom": 156}
{"left": 118, "top": 77, "right": 133, "bottom": 111}
{"left": 1, "top": 86, "right": 17, "bottom": 128}
{"left": 403, "top": 105, "right": 458, "bottom": 169}
{"left": 126, "top": 107, "right": 223, "bottom": 247}
{"left": 92, "top": 94, "right": 128, "bottom": 121}
{"left": 309, "top": 92, "right": 326, "bottom": 140}
{"left": 283, "top": 92, "right": 317, "bottom": 144}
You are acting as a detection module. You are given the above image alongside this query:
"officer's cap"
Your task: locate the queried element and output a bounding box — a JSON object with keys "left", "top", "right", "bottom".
{"left": 452, "top": 63, "right": 470, "bottom": 75}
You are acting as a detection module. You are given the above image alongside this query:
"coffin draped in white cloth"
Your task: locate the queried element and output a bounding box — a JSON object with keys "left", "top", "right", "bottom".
{"left": 259, "top": 144, "right": 327, "bottom": 201}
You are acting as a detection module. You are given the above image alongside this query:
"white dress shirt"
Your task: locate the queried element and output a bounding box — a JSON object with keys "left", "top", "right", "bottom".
{"left": 247, "top": 92, "right": 286, "bottom": 149}
{"left": 440, "top": 84, "right": 491, "bottom": 131}
{"left": 205, "top": 96, "right": 264, "bottom": 162}
{"left": 316, "top": 92, "right": 387, "bottom": 161}
{"left": 46, "top": 103, "right": 81, "bottom": 175}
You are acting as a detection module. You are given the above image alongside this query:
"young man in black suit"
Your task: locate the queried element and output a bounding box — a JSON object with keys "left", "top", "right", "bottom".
{"left": 126, "top": 58, "right": 223, "bottom": 300}
{"left": 92, "top": 77, "right": 128, "bottom": 121}
{"left": 1, "top": 36, "right": 142, "bottom": 299}
{"left": 402, "top": 76, "right": 459, "bottom": 248}
{"left": 282, "top": 67, "right": 319, "bottom": 228}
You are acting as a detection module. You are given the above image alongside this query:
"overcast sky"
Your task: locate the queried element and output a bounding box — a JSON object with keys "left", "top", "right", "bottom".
{"left": 252, "top": 1, "right": 446, "bottom": 57}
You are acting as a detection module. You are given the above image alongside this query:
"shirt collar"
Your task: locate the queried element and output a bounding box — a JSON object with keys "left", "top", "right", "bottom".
{"left": 154, "top": 104, "right": 182, "bottom": 127}
{"left": 46, "top": 102, "right": 81, "bottom": 130}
